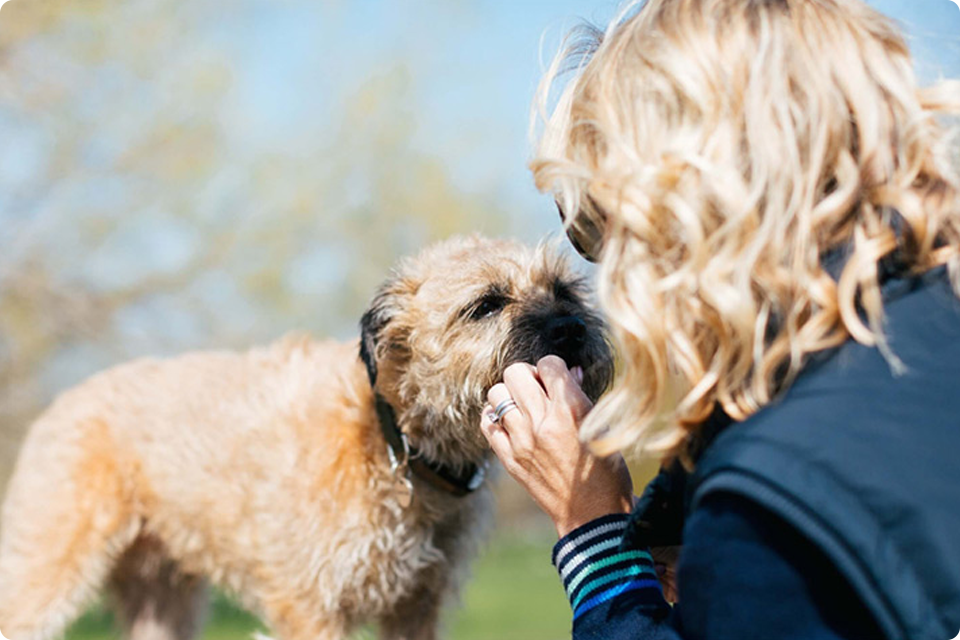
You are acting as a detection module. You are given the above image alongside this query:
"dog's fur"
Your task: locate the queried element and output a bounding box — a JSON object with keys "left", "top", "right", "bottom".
{"left": 0, "top": 235, "right": 612, "bottom": 640}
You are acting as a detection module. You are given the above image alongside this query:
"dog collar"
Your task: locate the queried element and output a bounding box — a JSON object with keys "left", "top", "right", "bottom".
{"left": 374, "top": 393, "right": 487, "bottom": 498}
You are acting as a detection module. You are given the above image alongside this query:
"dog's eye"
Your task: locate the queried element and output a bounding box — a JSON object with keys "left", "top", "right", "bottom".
{"left": 469, "top": 295, "right": 507, "bottom": 321}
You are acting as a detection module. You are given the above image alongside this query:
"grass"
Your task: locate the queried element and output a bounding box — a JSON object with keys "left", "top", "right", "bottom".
{"left": 67, "top": 594, "right": 265, "bottom": 640}
{"left": 65, "top": 530, "right": 572, "bottom": 640}
{"left": 451, "top": 532, "right": 571, "bottom": 640}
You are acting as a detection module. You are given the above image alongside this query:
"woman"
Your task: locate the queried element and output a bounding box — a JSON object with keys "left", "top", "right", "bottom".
{"left": 480, "top": 1, "right": 960, "bottom": 638}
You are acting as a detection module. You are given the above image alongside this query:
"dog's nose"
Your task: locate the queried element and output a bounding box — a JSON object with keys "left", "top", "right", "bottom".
{"left": 547, "top": 316, "right": 587, "bottom": 351}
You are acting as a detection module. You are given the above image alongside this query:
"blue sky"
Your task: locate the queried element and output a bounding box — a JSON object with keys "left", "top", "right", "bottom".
{"left": 201, "top": 0, "right": 628, "bottom": 240}
{"left": 0, "top": 0, "right": 957, "bottom": 386}
{"left": 220, "top": 0, "right": 960, "bottom": 239}
{"left": 1, "top": 0, "right": 957, "bottom": 245}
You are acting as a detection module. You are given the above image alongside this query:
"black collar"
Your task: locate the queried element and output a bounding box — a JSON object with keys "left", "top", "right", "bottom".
{"left": 374, "top": 392, "right": 486, "bottom": 498}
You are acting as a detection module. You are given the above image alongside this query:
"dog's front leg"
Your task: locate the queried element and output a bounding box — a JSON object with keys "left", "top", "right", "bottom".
{"left": 377, "top": 586, "right": 443, "bottom": 640}
{"left": 259, "top": 596, "right": 350, "bottom": 640}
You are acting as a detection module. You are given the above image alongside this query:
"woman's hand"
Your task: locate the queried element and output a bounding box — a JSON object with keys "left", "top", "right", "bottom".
{"left": 651, "top": 545, "right": 681, "bottom": 603}
{"left": 480, "top": 355, "right": 634, "bottom": 538}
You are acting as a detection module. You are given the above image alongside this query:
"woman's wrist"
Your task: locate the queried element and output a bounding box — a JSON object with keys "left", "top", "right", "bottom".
{"left": 554, "top": 494, "right": 634, "bottom": 538}
{"left": 552, "top": 513, "right": 666, "bottom": 620}
{"left": 552, "top": 454, "right": 636, "bottom": 538}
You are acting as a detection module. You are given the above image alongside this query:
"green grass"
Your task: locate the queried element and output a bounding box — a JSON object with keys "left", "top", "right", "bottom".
{"left": 65, "top": 531, "right": 571, "bottom": 640}
{"left": 451, "top": 532, "right": 571, "bottom": 640}
{"left": 67, "top": 593, "right": 265, "bottom": 640}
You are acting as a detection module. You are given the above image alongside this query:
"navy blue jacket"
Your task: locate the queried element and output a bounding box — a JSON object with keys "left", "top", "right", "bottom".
{"left": 553, "top": 269, "right": 960, "bottom": 639}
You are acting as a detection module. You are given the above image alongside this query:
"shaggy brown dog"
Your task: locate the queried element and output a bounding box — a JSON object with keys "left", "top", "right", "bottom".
{"left": 0, "top": 235, "right": 612, "bottom": 640}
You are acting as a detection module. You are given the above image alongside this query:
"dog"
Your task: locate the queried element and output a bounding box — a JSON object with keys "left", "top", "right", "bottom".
{"left": 0, "top": 235, "right": 612, "bottom": 640}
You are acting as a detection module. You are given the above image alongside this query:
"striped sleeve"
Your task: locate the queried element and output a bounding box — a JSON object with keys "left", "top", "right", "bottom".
{"left": 552, "top": 514, "right": 663, "bottom": 621}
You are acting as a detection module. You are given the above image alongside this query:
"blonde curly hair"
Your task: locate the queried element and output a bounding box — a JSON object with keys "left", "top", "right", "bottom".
{"left": 531, "top": 0, "right": 960, "bottom": 461}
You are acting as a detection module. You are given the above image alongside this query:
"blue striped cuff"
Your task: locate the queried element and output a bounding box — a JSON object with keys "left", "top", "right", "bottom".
{"left": 552, "top": 514, "right": 662, "bottom": 620}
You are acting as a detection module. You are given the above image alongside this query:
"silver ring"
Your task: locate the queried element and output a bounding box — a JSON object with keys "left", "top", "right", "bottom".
{"left": 490, "top": 399, "right": 519, "bottom": 423}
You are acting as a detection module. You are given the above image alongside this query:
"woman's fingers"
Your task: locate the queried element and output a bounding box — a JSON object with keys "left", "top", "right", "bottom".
{"left": 485, "top": 381, "right": 534, "bottom": 455}
{"left": 536, "top": 355, "right": 570, "bottom": 397}
{"left": 481, "top": 357, "right": 633, "bottom": 538}
{"left": 479, "top": 402, "right": 515, "bottom": 466}
{"left": 536, "top": 355, "right": 593, "bottom": 422}
{"left": 502, "top": 362, "right": 547, "bottom": 419}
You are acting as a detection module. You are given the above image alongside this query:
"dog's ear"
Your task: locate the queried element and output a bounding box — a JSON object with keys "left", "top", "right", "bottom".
{"left": 359, "top": 291, "right": 391, "bottom": 387}
{"left": 359, "top": 276, "right": 413, "bottom": 388}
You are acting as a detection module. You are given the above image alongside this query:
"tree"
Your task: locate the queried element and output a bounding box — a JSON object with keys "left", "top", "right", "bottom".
{"left": 0, "top": 0, "right": 509, "bottom": 498}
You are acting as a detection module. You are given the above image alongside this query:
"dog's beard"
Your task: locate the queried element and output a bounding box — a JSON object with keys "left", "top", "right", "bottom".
{"left": 397, "top": 314, "right": 611, "bottom": 471}
{"left": 498, "top": 310, "right": 613, "bottom": 402}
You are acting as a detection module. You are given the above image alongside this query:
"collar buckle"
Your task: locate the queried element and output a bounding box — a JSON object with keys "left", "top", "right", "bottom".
{"left": 386, "top": 431, "right": 411, "bottom": 476}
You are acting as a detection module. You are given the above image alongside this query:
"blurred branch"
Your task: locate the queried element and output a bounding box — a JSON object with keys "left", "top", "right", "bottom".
{"left": 0, "top": 0, "right": 510, "bottom": 500}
